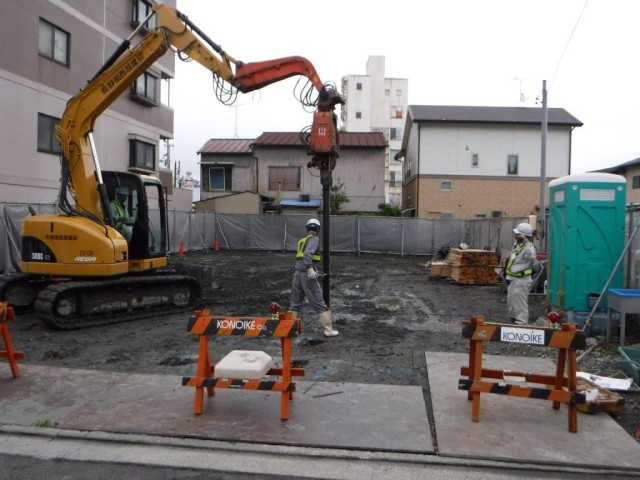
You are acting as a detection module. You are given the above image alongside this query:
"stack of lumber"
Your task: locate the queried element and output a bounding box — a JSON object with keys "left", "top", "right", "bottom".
{"left": 429, "top": 260, "right": 452, "bottom": 278}
{"left": 448, "top": 248, "right": 499, "bottom": 285}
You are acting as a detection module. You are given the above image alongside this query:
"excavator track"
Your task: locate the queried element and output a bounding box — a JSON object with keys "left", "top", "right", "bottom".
{"left": 33, "top": 274, "right": 202, "bottom": 330}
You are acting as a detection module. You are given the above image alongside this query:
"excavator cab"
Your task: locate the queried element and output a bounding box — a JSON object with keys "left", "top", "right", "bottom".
{"left": 102, "top": 172, "right": 167, "bottom": 266}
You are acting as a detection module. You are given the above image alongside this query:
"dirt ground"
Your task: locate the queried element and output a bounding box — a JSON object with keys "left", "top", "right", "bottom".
{"left": 5, "top": 250, "right": 640, "bottom": 441}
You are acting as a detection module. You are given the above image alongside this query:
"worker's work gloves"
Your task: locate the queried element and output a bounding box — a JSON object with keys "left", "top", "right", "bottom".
{"left": 307, "top": 268, "right": 317, "bottom": 279}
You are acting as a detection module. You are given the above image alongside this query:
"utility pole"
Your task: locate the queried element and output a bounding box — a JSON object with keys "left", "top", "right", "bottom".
{"left": 539, "top": 80, "right": 548, "bottom": 252}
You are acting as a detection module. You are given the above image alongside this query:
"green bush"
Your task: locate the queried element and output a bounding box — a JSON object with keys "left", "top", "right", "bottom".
{"left": 377, "top": 203, "right": 402, "bottom": 217}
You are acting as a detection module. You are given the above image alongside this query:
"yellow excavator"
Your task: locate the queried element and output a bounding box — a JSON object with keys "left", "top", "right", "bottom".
{"left": 1, "top": 3, "right": 342, "bottom": 329}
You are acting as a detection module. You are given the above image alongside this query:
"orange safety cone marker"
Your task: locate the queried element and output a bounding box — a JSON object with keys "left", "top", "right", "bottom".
{"left": 214, "top": 236, "right": 220, "bottom": 251}
{"left": 178, "top": 240, "right": 184, "bottom": 257}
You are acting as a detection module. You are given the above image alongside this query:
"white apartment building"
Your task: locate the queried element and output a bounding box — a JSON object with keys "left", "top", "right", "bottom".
{"left": 341, "top": 56, "right": 408, "bottom": 206}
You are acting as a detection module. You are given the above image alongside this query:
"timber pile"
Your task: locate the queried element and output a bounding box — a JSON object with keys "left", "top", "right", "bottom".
{"left": 429, "top": 260, "right": 452, "bottom": 278}
{"left": 448, "top": 248, "right": 499, "bottom": 285}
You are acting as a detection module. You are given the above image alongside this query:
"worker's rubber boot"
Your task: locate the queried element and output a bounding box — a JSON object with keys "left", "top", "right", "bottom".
{"left": 289, "top": 311, "right": 298, "bottom": 319}
{"left": 319, "top": 310, "right": 339, "bottom": 337}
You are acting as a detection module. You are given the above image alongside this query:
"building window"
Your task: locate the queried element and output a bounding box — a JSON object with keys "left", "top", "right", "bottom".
{"left": 385, "top": 89, "right": 390, "bottom": 95}
{"left": 441, "top": 180, "right": 453, "bottom": 191}
{"left": 390, "top": 171, "right": 402, "bottom": 187}
{"left": 633, "top": 176, "right": 640, "bottom": 189}
{"left": 37, "top": 113, "right": 62, "bottom": 154}
{"left": 472, "top": 153, "right": 479, "bottom": 167}
{"left": 392, "top": 106, "right": 403, "bottom": 119}
{"left": 396, "top": 89, "right": 402, "bottom": 97}
{"left": 132, "top": 0, "right": 156, "bottom": 29}
{"left": 390, "top": 127, "right": 403, "bottom": 140}
{"left": 356, "top": 82, "right": 362, "bottom": 90}
{"left": 440, "top": 212, "right": 454, "bottom": 219}
{"left": 208, "top": 166, "right": 231, "bottom": 191}
{"left": 475, "top": 213, "right": 488, "bottom": 218}
{"left": 38, "top": 19, "right": 69, "bottom": 66}
{"left": 491, "top": 210, "right": 503, "bottom": 218}
{"left": 269, "top": 166, "right": 300, "bottom": 191}
{"left": 404, "top": 159, "right": 412, "bottom": 181}
{"left": 131, "top": 71, "right": 158, "bottom": 105}
{"left": 507, "top": 155, "right": 518, "bottom": 175}
{"left": 355, "top": 112, "right": 362, "bottom": 119}
{"left": 129, "top": 139, "right": 156, "bottom": 170}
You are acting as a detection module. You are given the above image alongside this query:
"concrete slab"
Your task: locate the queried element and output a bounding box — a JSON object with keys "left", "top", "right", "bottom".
{"left": 0, "top": 364, "right": 433, "bottom": 454}
{"left": 427, "top": 351, "right": 640, "bottom": 470}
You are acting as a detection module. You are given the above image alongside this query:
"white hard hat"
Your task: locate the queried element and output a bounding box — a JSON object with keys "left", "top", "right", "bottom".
{"left": 513, "top": 223, "right": 533, "bottom": 237}
{"left": 116, "top": 186, "right": 129, "bottom": 196}
{"left": 306, "top": 218, "right": 321, "bottom": 230}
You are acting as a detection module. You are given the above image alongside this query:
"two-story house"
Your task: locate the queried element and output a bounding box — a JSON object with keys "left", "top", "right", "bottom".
{"left": 595, "top": 157, "right": 640, "bottom": 205}
{"left": 197, "top": 132, "right": 387, "bottom": 213}
{"left": 398, "top": 105, "right": 583, "bottom": 219}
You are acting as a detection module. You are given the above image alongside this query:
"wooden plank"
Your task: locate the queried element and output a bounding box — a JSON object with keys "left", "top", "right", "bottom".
{"left": 451, "top": 266, "right": 498, "bottom": 285}
{"left": 448, "top": 249, "right": 498, "bottom": 268}
{"left": 430, "top": 261, "right": 452, "bottom": 278}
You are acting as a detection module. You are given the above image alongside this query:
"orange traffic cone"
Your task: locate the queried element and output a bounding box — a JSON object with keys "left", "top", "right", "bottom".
{"left": 178, "top": 240, "right": 184, "bottom": 257}
{"left": 213, "top": 236, "right": 220, "bottom": 251}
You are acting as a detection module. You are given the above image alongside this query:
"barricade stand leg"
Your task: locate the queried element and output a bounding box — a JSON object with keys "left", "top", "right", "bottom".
{"left": 281, "top": 337, "right": 294, "bottom": 401}
{"left": 0, "top": 304, "right": 24, "bottom": 378}
{"left": 469, "top": 315, "right": 484, "bottom": 422}
{"left": 280, "top": 336, "right": 292, "bottom": 420}
{"left": 553, "top": 347, "right": 567, "bottom": 411}
{"left": 194, "top": 333, "right": 213, "bottom": 415}
{"left": 567, "top": 347, "right": 578, "bottom": 433}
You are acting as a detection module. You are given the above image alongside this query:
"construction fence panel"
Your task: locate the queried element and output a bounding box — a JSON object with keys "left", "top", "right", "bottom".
{"left": 168, "top": 210, "right": 192, "bottom": 254}
{"left": 432, "top": 219, "right": 467, "bottom": 255}
{"left": 215, "top": 214, "right": 253, "bottom": 250}
{"left": 329, "top": 216, "right": 358, "bottom": 253}
{"left": 400, "top": 218, "right": 434, "bottom": 256}
{"left": 189, "top": 211, "right": 210, "bottom": 251}
{"left": 248, "top": 215, "right": 287, "bottom": 251}
{"left": 1, "top": 201, "right": 571, "bottom": 274}
{"left": 358, "top": 217, "right": 403, "bottom": 254}
{"left": 1, "top": 204, "right": 58, "bottom": 274}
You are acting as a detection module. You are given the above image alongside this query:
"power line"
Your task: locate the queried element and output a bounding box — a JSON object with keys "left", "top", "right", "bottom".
{"left": 549, "top": 0, "right": 590, "bottom": 91}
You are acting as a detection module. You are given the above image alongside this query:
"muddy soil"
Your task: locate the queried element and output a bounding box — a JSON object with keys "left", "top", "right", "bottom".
{"left": 6, "top": 250, "right": 640, "bottom": 441}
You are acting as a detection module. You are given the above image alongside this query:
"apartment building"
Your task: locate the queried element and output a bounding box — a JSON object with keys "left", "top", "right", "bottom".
{"left": 0, "top": 0, "right": 190, "bottom": 208}
{"left": 341, "top": 56, "right": 408, "bottom": 206}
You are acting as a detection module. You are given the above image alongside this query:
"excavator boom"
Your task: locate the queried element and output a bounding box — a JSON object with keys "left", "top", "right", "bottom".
{"left": 8, "top": 2, "right": 343, "bottom": 329}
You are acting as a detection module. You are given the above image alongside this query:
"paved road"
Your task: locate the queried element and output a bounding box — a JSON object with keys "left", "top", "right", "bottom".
{"left": 0, "top": 429, "right": 636, "bottom": 480}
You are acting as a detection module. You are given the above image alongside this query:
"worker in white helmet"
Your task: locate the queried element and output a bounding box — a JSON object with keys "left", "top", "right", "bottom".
{"left": 505, "top": 222, "right": 537, "bottom": 325}
{"left": 289, "top": 218, "right": 339, "bottom": 337}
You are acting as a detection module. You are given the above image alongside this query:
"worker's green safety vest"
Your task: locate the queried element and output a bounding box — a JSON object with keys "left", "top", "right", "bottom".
{"left": 113, "top": 200, "right": 125, "bottom": 218}
{"left": 296, "top": 235, "right": 320, "bottom": 262}
{"left": 505, "top": 242, "right": 533, "bottom": 278}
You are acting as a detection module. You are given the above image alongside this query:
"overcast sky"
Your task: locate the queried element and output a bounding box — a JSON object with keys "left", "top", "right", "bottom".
{"left": 169, "top": 0, "right": 639, "bottom": 180}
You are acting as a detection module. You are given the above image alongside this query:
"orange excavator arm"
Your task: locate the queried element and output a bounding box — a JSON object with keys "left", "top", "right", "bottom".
{"left": 56, "top": 2, "right": 342, "bottom": 225}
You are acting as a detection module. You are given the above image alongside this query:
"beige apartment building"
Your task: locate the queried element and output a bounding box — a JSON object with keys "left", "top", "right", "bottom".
{"left": 0, "top": 0, "right": 190, "bottom": 209}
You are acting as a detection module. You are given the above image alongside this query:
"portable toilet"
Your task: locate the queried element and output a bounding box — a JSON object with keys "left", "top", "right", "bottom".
{"left": 547, "top": 173, "right": 626, "bottom": 313}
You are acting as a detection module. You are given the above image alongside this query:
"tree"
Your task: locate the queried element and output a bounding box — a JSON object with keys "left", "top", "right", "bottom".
{"left": 377, "top": 203, "right": 402, "bottom": 216}
{"left": 329, "top": 182, "right": 350, "bottom": 214}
